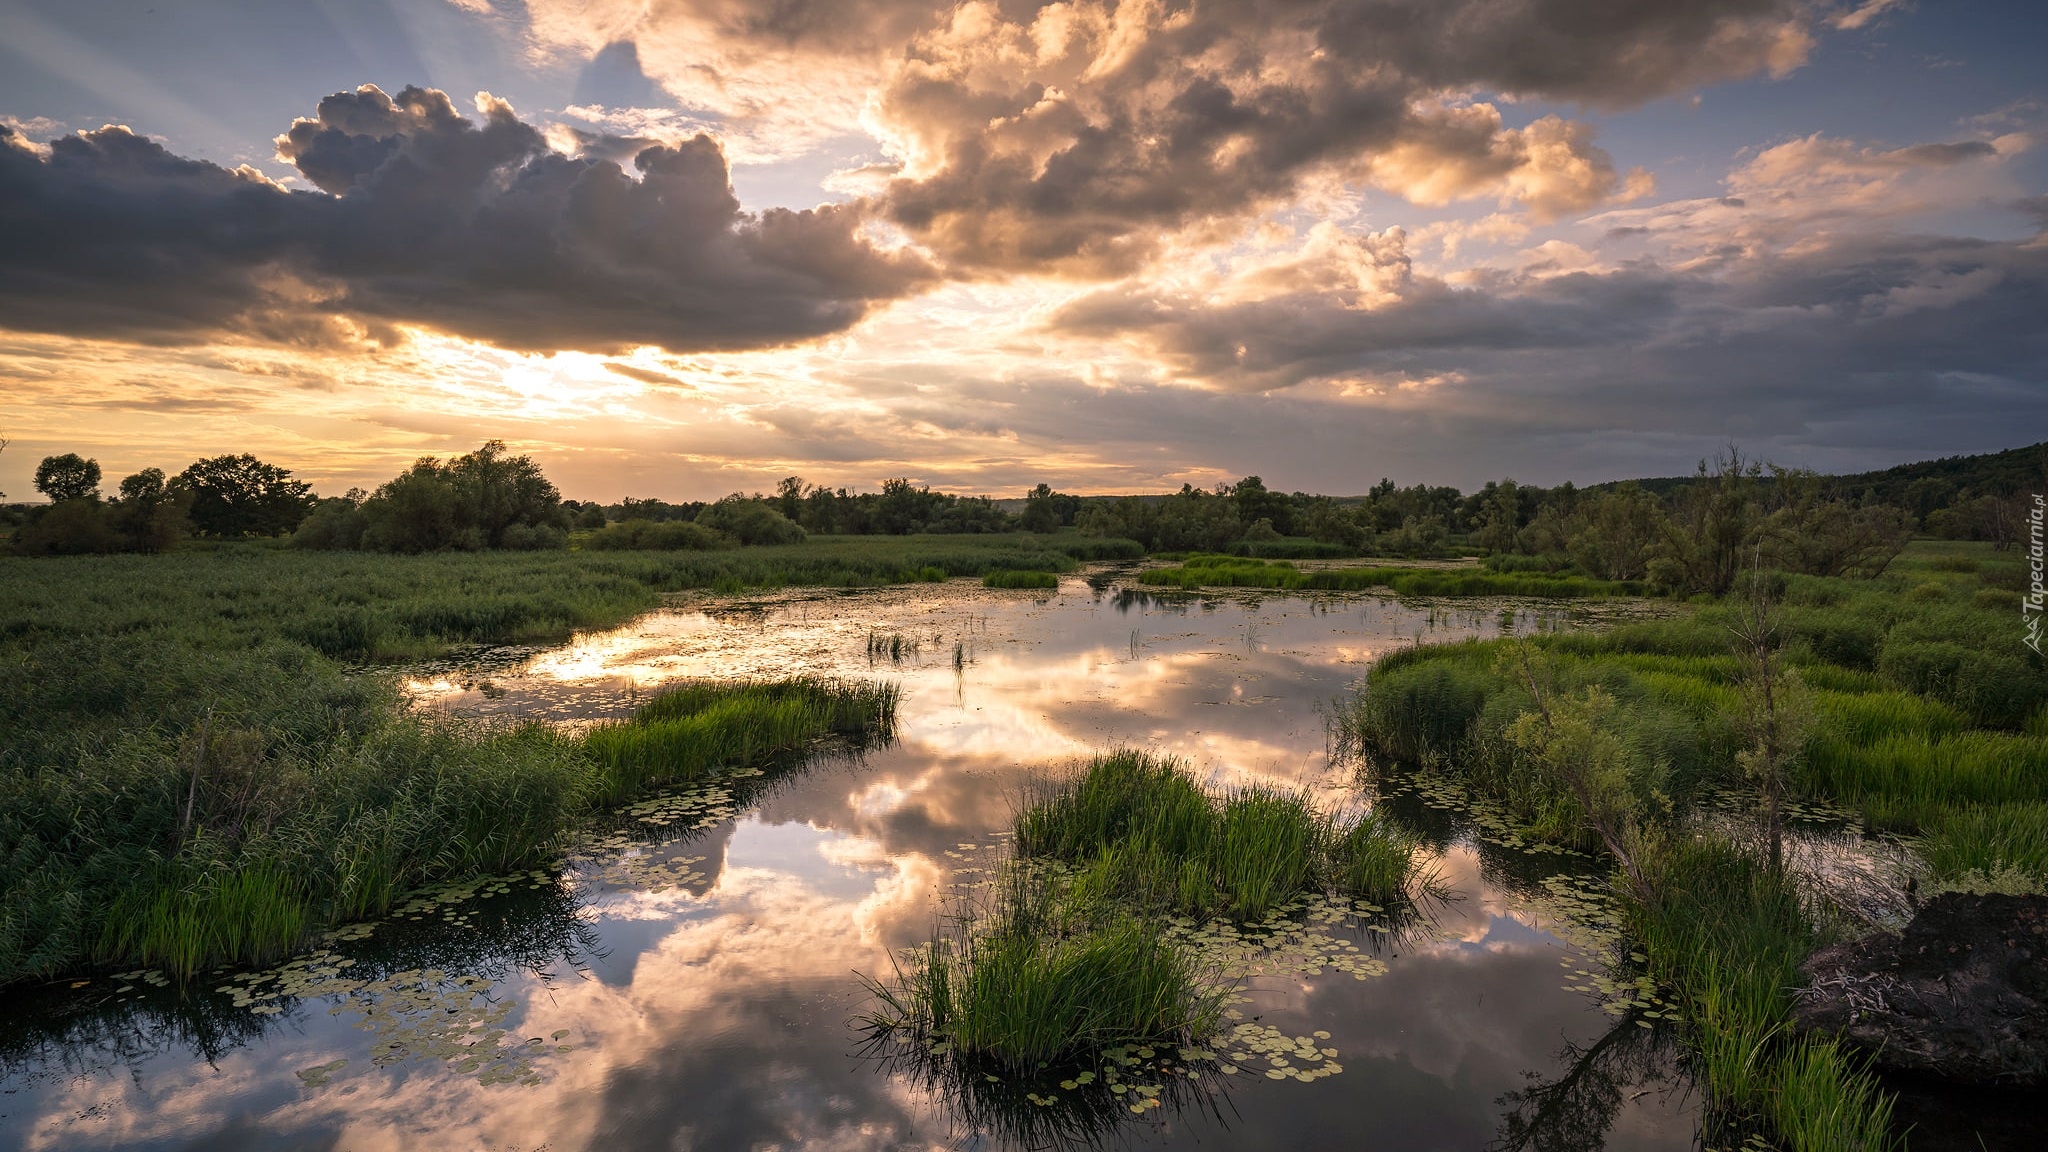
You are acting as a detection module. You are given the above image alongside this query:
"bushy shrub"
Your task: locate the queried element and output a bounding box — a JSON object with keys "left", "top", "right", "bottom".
{"left": 291, "top": 497, "right": 367, "bottom": 550}
{"left": 695, "top": 497, "right": 807, "bottom": 545}
{"left": 10, "top": 499, "right": 121, "bottom": 555}
{"left": 581, "top": 518, "right": 730, "bottom": 551}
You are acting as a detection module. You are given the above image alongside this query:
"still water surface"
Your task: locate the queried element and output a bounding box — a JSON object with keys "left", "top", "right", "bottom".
{"left": 1, "top": 574, "right": 1697, "bottom": 1150}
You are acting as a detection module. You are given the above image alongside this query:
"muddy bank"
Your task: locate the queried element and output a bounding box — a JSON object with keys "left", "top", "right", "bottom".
{"left": 1797, "top": 892, "right": 2048, "bottom": 1086}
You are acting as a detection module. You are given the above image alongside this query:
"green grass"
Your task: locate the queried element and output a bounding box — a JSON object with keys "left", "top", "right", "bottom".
{"left": 581, "top": 678, "right": 898, "bottom": 804}
{"left": 982, "top": 569, "right": 1061, "bottom": 589}
{"left": 1915, "top": 802, "right": 2048, "bottom": 884}
{"left": 1347, "top": 540, "right": 2037, "bottom": 1149}
{"left": 862, "top": 749, "right": 1425, "bottom": 1075}
{"left": 0, "top": 534, "right": 1116, "bottom": 984}
{"left": 0, "top": 536, "right": 1104, "bottom": 662}
{"left": 1136, "top": 555, "right": 1644, "bottom": 597}
{"left": 1016, "top": 749, "right": 1424, "bottom": 917}
{"left": 859, "top": 870, "right": 1223, "bottom": 1071}
{"left": 0, "top": 674, "right": 894, "bottom": 985}
{"left": 1627, "top": 837, "right": 1896, "bottom": 1151}
{"left": 1349, "top": 544, "right": 2048, "bottom": 860}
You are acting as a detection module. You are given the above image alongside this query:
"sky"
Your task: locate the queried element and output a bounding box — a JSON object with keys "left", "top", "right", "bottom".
{"left": 1, "top": 0, "right": 2043, "bottom": 502}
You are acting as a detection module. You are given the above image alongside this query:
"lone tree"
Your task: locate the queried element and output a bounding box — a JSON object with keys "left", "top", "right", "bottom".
{"left": 178, "top": 454, "right": 315, "bottom": 537}
{"left": 34, "top": 453, "right": 102, "bottom": 502}
{"left": 1729, "top": 553, "right": 1813, "bottom": 874}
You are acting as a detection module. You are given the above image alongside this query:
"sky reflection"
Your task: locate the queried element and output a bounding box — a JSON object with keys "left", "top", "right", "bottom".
{"left": 2, "top": 580, "right": 1693, "bottom": 1151}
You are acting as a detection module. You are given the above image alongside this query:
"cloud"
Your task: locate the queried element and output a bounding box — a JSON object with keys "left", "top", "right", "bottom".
{"left": 2016, "top": 193, "right": 2048, "bottom": 231}
{"left": 1042, "top": 222, "right": 2048, "bottom": 490}
{"left": 1726, "top": 133, "right": 2021, "bottom": 216}
{"left": 0, "top": 85, "right": 932, "bottom": 353}
{"left": 1829, "top": 0, "right": 1909, "bottom": 32}
{"left": 508, "top": 0, "right": 948, "bottom": 161}
{"left": 864, "top": 0, "right": 1799, "bottom": 274}
{"left": 1361, "top": 109, "right": 1652, "bottom": 222}
{"left": 1030, "top": 122, "right": 2048, "bottom": 482}
{"left": 496, "top": 1, "right": 1817, "bottom": 275}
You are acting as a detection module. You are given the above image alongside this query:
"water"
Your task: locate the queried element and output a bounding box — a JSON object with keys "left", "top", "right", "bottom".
{"left": 0, "top": 575, "right": 1697, "bottom": 1150}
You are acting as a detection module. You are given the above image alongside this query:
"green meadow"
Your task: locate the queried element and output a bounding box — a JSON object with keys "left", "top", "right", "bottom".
{"left": 1137, "top": 554, "right": 1646, "bottom": 597}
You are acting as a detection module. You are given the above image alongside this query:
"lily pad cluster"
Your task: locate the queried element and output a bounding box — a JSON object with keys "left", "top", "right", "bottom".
{"left": 328, "top": 969, "right": 565, "bottom": 1086}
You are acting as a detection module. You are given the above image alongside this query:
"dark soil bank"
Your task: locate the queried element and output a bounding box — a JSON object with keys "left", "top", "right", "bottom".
{"left": 1798, "top": 892, "right": 2048, "bottom": 1086}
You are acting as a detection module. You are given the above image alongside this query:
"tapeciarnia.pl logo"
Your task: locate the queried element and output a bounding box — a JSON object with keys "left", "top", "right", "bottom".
{"left": 2026, "top": 493, "right": 2044, "bottom": 656}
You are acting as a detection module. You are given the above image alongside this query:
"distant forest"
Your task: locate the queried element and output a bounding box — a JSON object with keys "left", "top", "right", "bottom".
{"left": 3, "top": 437, "right": 2042, "bottom": 596}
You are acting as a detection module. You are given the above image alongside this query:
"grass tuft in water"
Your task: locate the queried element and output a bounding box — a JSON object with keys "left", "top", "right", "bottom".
{"left": 578, "top": 677, "right": 899, "bottom": 804}
{"left": 982, "top": 569, "right": 1060, "bottom": 589}
{"left": 858, "top": 868, "right": 1223, "bottom": 1071}
{"left": 1016, "top": 749, "right": 1425, "bottom": 916}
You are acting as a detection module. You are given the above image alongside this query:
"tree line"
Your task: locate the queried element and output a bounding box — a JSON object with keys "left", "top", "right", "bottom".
{"left": 4, "top": 438, "right": 2040, "bottom": 586}
{"left": 5, "top": 450, "right": 316, "bottom": 555}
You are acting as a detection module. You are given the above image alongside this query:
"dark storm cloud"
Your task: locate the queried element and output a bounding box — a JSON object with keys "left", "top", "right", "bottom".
{"left": 1314, "top": 0, "right": 1812, "bottom": 107}
{"left": 1046, "top": 229, "right": 2048, "bottom": 459}
{"left": 0, "top": 84, "right": 931, "bottom": 352}
{"left": 868, "top": 0, "right": 1812, "bottom": 273}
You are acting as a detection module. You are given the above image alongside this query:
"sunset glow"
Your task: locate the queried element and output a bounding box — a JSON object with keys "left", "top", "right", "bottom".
{"left": 3, "top": 1, "right": 2043, "bottom": 497}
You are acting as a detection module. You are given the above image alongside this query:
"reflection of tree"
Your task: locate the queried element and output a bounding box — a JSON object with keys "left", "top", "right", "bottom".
{"left": 1108, "top": 588, "right": 1195, "bottom": 615}
{"left": 1492, "top": 1010, "right": 1684, "bottom": 1152}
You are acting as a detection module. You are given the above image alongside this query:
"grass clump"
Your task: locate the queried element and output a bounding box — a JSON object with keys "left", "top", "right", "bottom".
{"left": 861, "top": 872, "right": 1221, "bottom": 1072}
{"left": 861, "top": 749, "right": 1425, "bottom": 1078}
{"left": 1016, "top": 749, "right": 1424, "bottom": 917}
{"left": 1914, "top": 802, "right": 2048, "bottom": 889}
{"left": 982, "top": 569, "right": 1060, "bottom": 589}
{"left": 1627, "top": 836, "right": 1897, "bottom": 1150}
{"left": 579, "top": 677, "right": 898, "bottom": 804}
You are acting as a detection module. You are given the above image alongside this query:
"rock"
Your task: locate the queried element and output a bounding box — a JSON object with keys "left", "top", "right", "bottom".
{"left": 1795, "top": 892, "right": 2048, "bottom": 1086}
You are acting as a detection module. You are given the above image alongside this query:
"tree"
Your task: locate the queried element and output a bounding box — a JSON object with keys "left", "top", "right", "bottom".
{"left": 178, "top": 454, "right": 315, "bottom": 537}
{"left": 11, "top": 498, "right": 120, "bottom": 555}
{"left": 1758, "top": 469, "right": 1913, "bottom": 578}
{"left": 34, "top": 453, "right": 101, "bottom": 502}
{"left": 775, "top": 476, "right": 804, "bottom": 523}
{"left": 1020, "top": 483, "right": 1061, "bottom": 533}
{"left": 343, "top": 443, "right": 567, "bottom": 552}
{"left": 875, "top": 478, "right": 934, "bottom": 534}
{"left": 1647, "top": 447, "right": 1760, "bottom": 595}
{"left": 1472, "top": 478, "right": 1524, "bottom": 553}
{"left": 695, "top": 495, "right": 806, "bottom": 545}
{"left": 1565, "top": 484, "right": 1664, "bottom": 580}
{"left": 1728, "top": 558, "right": 1814, "bottom": 874}
{"left": 291, "top": 490, "right": 369, "bottom": 551}
{"left": 359, "top": 460, "right": 466, "bottom": 551}
{"left": 444, "top": 440, "right": 564, "bottom": 547}
{"left": 113, "top": 468, "right": 194, "bottom": 553}
{"left": 1231, "top": 475, "right": 1292, "bottom": 535}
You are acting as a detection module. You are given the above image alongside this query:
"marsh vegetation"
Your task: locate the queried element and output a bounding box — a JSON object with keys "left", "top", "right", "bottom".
{"left": 860, "top": 751, "right": 1430, "bottom": 1080}
{"left": 1347, "top": 540, "right": 2044, "bottom": 1149}
{"left": 2, "top": 436, "right": 2040, "bottom": 1149}
{"left": 0, "top": 671, "right": 894, "bottom": 985}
